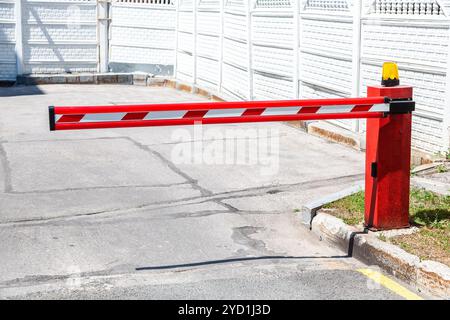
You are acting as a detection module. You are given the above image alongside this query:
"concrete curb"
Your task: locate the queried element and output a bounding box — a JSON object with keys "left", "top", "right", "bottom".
{"left": 307, "top": 121, "right": 365, "bottom": 151}
{"left": 411, "top": 176, "right": 450, "bottom": 196}
{"left": 306, "top": 210, "right": 450, "bottom": 298}
{"left": 15, "top": 72, "right": 167, "bottom": 86}
{"left": 300, "top": 182, "right": 364, "bottom": 226}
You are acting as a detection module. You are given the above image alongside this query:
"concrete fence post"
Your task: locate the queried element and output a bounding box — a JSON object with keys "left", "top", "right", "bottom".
{"left": 293, "top": 0, "right": 300, "bottom": 99}
{"left": 246, "top": 0, "right": 254, "bottom": 100}
{"left": 15, "top": 0, "right": 24, "bottom": 75}
{"left": 218, "top": 0, "right": 224, "bottom": 93}
{"left": 97, "top": 0, "right": 110, "bottom": 73}
{"left": 174, "top": 0, "right": 180, "bottom": 78}
{"left": 193, "top": 0, "right": 198, "bottom": 91}
{"left": 297, "top": 0, "right": 305, "bottom": 98}
{"left": 442, "top": 25, "right": 450, "bottom": 154}
{"left": 351, "top": 0, "right": 362, "bottom": 133}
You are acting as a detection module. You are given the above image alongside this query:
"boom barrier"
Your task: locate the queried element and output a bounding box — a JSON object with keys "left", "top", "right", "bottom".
{"left": 48, "top": 63, "right": 415, "bottom": 230}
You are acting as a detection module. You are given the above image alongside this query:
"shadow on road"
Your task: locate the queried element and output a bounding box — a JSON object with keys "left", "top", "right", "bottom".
{"left": 0, "top": 85, "right": 44, "bottom": 97}
{"left": 136, "top": 255, "right": 349, "bottom": 271}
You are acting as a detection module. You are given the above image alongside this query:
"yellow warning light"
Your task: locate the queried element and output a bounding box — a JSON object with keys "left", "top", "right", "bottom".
{"left": 381, "top": 62, "right": 400, "bottom": 87}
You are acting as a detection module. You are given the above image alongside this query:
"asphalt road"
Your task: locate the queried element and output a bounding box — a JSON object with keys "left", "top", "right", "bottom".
{"left": 0, "top": 84, "right": 422, "bottom": 299}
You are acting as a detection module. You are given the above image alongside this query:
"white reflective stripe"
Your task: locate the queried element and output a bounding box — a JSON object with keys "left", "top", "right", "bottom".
{"left": 55, "top": 115, "right": 63, "bottom": 122}
{"left": 316, "top": 105, "right": 354, "bottom": 114}
{"left": 144, "top": 110, "right": 186, "bottom": 120}
{"left": 80, "top": 113, "right": 127, "bottom": 122}
{"left": 204, "top": 108, "right": 246, "bottom": 118}
{"left": 369, "top": 103, "right": 390, "bottom": 112}
{"left": 261, "top": 107, "right": 301, "bottom": 116}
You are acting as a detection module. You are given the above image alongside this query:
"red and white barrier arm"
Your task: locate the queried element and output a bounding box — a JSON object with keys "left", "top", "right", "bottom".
{"left": 49, "top": 97, "right": 391, "bottom": 131}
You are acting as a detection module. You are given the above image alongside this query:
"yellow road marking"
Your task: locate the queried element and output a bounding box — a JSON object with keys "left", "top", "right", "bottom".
{"left": 357, "top": 268, "right": 423, "bottom": 300}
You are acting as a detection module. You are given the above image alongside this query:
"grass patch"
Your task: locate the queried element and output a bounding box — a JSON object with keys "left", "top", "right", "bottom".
{"left": 324, "top": 188, "right": 450, "bottom": 266}
{"left": 323, "top": 191, "right": 365, "bottom": 225}
{"left": 436, "top": 164, "right": 448, "bottom": 173}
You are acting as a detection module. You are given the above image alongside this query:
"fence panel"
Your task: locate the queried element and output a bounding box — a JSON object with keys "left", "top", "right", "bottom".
{"left": 0, "top": 0, "right": 16, "bottom": 80}
{"left": 252, "top": 1, "right": 294, "bottom": 100}
{"left": 110, "top": 0, "right": 176, "bottom": 75}
{"left": 196, "top": 0, "right": 220, "bottom": 91}
{"left": 176, "top": 0, "right": 194, "bottom": 83}
{"left": 221, "top": 0, "right": 249, "bottom": 100}
{"left": 298, "top": 0, "right": 355, "bottom": 131}
{"left": 21, "top": 0, "right": 97, "bottom": 74}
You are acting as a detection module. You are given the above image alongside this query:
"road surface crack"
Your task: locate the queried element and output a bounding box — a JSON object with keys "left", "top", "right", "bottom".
{"left": 124, "top": 137, "right": 213, "bottom": 197}
{"left": 0, "top": 173, "right": 363, "bottom": 227}
{"left": 0, "top": 141, "right": 12, "bottom": 193}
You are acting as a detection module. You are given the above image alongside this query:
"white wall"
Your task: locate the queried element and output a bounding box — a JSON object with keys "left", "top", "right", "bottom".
{"left": 252, "top": 2, "right": 294, "bottom": 100}
{"left": 195, "top": 0, "right": 220, "bottom": 92}
{"left": 20, "top": 0, "right": 98, "bottom": 74}
{"left": 221, "top": 0, "right": 250, "bottom": 100}
{"left": 109, "top": 0, "right": 176, "bottom": 75}
{"left": 0, "top": 0, "right": 16, "bottom": 80}
{"left": 176, "top": 0, "right": 195, "bottom": 83}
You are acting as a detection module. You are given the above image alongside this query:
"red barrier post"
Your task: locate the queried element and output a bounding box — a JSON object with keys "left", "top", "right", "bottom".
{"left": 365, "top": 85, "right": 413, "bottom": 230}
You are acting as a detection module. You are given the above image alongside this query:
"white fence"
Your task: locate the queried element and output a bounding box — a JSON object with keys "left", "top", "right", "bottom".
{"left": 1, "top": 0, "right": 97, "bottom": 80}
{"left": 174, "top": 0, "right": 450, "bottom": 155}
{"left": 1, "top": 0, "right": 449, "bottom": 155}
{"left": 20, "top": 0, "right": 98, "bottom": 74}
{"left": 109, "top": 0, "right": 176, "bottom": 75}
{"left": 0, "top": 0, "right": 16, "bottom": 80}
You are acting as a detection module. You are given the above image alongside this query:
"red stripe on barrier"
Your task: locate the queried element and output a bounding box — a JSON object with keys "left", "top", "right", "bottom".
{"left": 54, "top": 112, "right": 385, "bottom": 131}
{"left": 122, "top": 112, "right": 148, "bottom": 121}
{"left": 298, "top": 107, "right": 320, "bottom": 114}
{"left": 58, "top": 115, "right": 84, "bottom": 123}
{"left": 242, "top": 109, "right": 265, "bottom": 116}
{"left": 351, "top": 105, "right": 372, "bottom": 112}
{"left": 184, "top": 110, "right": 208, "bottom": 118}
